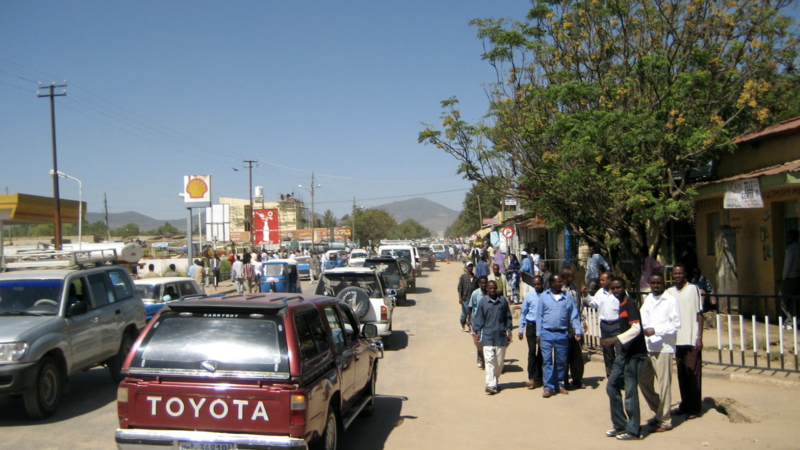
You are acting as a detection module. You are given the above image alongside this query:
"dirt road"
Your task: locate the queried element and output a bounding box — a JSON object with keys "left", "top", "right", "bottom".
{"left": 342, "top": 262, "right": 800, "bottom": 450}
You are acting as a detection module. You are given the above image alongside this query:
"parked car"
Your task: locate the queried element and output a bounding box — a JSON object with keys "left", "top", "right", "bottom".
{"left": 315, "top": 266, "right": 395, "bottom": 339}
{"left": 134, "top": 277, "right": 204, "bottom": 320}
{"left": 417, "top": 246, "right": 436, "bottom": 271}
{"left": 0, "top": 249, "right": 146, "bottom": 419}
{"left": 377, "top": 245, "right": 416, "bottom": 293}
{"left": 431, "top": 243, "right": 447, "bottom": 261}
{"left": 259, "top": 259, "right": 302, "bottom": 293}
{"left": 295, "top": 256, "right": 311, "bottom": 280}
{"left": 364, "top": 257, "right": 409, "bottom": 305}
{"left": 115, "top": 293, "right": 383, "bottom": 450}
{"left": 348, "top": 249, "right": 369, "bottom": 267}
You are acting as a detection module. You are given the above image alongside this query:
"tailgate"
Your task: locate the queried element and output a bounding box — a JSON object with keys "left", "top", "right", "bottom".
{"left": 123, "top": 381, "right": 294, "bottom": 435}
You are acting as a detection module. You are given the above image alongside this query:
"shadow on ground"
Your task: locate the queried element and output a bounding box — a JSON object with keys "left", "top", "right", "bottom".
{"left": 340, "top": 395, "right": 411, "bottom": 450}
{"left": 384, "top": 330, "right": 410, "bottom": 351}
{"left": 0, "top": 367, "right": 117, "bottom": 426}
{"left": 397, "top": 299, "right": 417, "bottom": 307}
{"left": 412, "top": 287, "right": 432, "bottom": 294}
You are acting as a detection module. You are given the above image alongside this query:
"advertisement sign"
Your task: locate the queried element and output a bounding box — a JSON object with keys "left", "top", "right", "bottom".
{"left": 230, "top": 231, "right": 250, "bottom": 243}
{"left": 482, "top": 218, "right": 494, "bottom": 225}
{"left": 724, "top": 178, "right": 764, "bottom": 209}
{"left": 504, "top": 196, "right": 518, "bottom": 206}
{"left": 183, "top": 175, "right": 211, "bottom": 207}
{"left": 205, "top": 204, "right": 230, "bottom": 242}
{"left": 254, "top": 209, "right": 279, "bottom": 245}
{"left": 293, "top": 227, "right": 351, "bottom": 241}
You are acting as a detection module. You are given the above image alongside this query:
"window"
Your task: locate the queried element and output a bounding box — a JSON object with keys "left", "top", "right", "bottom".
{"left": 294, "top": 309, "right": 330, "bottom": 360}
{"left": 177, "top": 280, "right": 199, "bottom": 297}
{"left": 108, "top": 269, "right": 134, "bottom": 300}
{"left": 323, "top": 306, "right": 347, "bottom": 352}
{"left": 87, "top": 273, "right": 115, "bottom": 307}
{"left": 338, "top": 305, "right": 361, "bottom": 345}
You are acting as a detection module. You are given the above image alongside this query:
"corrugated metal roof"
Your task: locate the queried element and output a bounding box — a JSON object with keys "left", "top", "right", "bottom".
{"left": 737, "top": 116, "right": 800, "bottom": 144}
{"left": 695, "top": 159, "right": 800, "bottom": 187}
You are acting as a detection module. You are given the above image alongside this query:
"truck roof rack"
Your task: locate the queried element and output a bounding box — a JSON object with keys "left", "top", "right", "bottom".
{"left": 1, "top": 249, "right": 121, "bottom": 271}
{"left": 379, "top": 240, "right": 414, "bottom": 245}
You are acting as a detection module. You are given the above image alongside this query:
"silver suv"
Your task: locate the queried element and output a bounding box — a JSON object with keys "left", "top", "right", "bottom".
{"left": 0, "top": 250, "right": 146, "bottom": 418}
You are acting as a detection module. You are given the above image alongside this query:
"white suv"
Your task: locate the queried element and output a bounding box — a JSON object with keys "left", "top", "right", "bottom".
{"left": 378, "top": 244, "right": 419, "bottom": 292}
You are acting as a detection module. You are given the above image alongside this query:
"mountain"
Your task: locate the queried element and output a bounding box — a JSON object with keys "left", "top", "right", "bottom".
{"left": 374, "top": 197, "right": 459, "bottom": 234}
{"left": 84, "top": 212, "right": 188, "bottom": 232}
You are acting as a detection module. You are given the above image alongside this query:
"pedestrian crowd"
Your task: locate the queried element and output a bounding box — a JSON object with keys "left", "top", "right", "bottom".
{"left": 456, "top": 249, "right": 706, "bottom": 441}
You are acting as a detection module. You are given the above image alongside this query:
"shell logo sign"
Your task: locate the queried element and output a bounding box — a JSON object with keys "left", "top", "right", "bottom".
{"left": 183, "top": 175, "right": 211, "bottom": 205}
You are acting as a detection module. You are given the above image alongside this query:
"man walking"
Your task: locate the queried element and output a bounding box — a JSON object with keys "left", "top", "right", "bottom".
{"left": 582, "top": 271, "right": 619, "bottom": 377}
{"left": 518, "top": 275, "right": 544, "bottom": 389}
{"left": 475, "top": 255, "right": 490, "bottom": 279}
{"left": 667, "top": 264, "right": 704, "bottom": 419}
{"left": 457, "top": 262, "right": 476, "bottom": 332}
{"left": 585, "top": 245, "right": 611, "bottom": 294}
{"left": 640, "top": 272, "right": 681, "bottom": 432}
{"left": 467, "top": 277, "right": 489, "bottom": 369}
{"left": 472, "top": 280, "right": 513, "bottom": 395}
{"left": 142, "top": 264, "right": 159, "bottom": 279}
{"left": 602, "top": 277, "right": 648, "bottom": 441}
{"left": 562, "top": 267, "right": 585, "bottom": 389}
{"left": 231, "top": 255, "right": 244, "bottom": 294}
{"left": 488, "top": 264, "right": 509, "bottom": 299}
{"left": 537, "top": 274, "right": 582, "bottom": 398}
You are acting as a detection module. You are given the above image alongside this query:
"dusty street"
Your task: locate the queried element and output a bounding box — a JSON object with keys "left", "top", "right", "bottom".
{"left": 1, "top": 263, "right": 799, "bottom": 449}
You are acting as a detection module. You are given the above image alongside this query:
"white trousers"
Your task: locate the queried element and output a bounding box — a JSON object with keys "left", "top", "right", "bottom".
{"left": 483, "top": 345, "right": 507, "bottom": 388}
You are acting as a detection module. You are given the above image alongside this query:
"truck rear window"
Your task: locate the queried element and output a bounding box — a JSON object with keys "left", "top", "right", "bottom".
{"left": 129, "top": 313, "right": 289, "bottom": 377}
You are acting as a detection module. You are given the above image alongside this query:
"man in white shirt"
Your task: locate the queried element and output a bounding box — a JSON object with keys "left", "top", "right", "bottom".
{"left": 530, "top": 247, "right": 541, "bottom": 275}
{"left": 639, "top": 272, "right": 681, "bottom": 432}
{"left": 667, "top": 264, "right": 704, "bottom": 419}
{"left": 581, "top": 271, "right": 619, "bottom": 377}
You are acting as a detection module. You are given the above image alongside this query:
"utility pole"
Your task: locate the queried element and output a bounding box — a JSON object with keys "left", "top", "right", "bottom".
{"left": 38, "top": 81, "right": 67, "bottom": 249}
{"left": 243, "top": 159, "right": 259, "bottom": 249}
{"left": 476, "top": 194, "right": 483, "bottom": 229}
{"left": 104, "top": 193, "right": 111, "bottom": 240}
{"left": 352, "top": 197, "right": 356, "bottom": 247}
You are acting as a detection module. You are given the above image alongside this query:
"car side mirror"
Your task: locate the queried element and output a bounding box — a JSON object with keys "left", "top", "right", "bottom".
{"left": 67, "top": 300, "right": 89, "bottom": 317}
{"left": 363, "top": 323, "right": 378, "bottom": 338}
{"left": 385, "top": 289, "right": 397, "bottom": 297}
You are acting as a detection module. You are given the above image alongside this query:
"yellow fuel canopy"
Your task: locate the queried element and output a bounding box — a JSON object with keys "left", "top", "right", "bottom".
{"left": 0, "top": 193, "right": 84, "bottom": 225}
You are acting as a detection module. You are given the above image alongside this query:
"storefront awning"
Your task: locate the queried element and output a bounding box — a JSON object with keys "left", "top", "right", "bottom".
{"left": 694, "top": 159, "right": 800, "bottom": 198}
{"left": 0, "top": 193, "right": 84, "bottom": 225}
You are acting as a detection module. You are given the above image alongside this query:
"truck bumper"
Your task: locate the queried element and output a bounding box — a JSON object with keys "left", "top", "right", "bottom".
{"left": 0, "top": 361, "right": 39, "bottom": 395}
{"left": 116, "top": 429, "right": 307, "bottom": 450}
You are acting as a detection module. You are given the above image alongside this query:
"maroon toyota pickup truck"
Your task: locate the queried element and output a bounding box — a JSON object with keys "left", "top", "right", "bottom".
{"left": 114, "top": 293, "right": 383, "bottom": 450}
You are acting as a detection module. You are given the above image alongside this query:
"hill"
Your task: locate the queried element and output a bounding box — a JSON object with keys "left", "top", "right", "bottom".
{"left": 85, "top": 212, "right": 188, "bottom": 232}
{"left": 374, "top": 197, "right": 459, "bottom": 234}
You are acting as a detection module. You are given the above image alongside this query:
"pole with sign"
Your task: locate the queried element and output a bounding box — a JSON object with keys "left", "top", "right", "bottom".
{"left": 183, "top": 175, "right": 212, "bottom": 267}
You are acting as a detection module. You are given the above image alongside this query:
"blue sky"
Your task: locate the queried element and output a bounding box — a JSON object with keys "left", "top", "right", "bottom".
{"left": 1, "top": 0, "right": 530, "bottom": 221}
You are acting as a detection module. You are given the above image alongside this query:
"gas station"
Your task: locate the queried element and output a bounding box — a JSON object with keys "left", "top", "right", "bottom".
{"left": 0, "top": 193, "right": 84, "bottom": 259}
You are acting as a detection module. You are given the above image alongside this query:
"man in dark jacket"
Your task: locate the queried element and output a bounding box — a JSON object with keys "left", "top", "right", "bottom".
{"left": 473, "top": 280, "right": 513, "bottom": 395}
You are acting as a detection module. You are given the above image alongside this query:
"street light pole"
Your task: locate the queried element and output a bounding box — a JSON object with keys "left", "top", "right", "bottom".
{"left": 243, "top": 159, "right": 259, "bottom": 249}
{"left": 50, "top": 170, "right": 82, "bottom": 250}
{"left": 299, "top": 172, "right": 320, "bottom": 251}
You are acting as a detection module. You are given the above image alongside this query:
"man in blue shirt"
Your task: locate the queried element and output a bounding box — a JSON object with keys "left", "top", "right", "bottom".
{"left": 475, "top": 255, "right": 490, "bottom": 279}
{"left": 537, "top": 274, "right": 582, "bottom": 398}
{"left": 585, "top": 245, "right": 611, "bottom": 295}
{"left": 518, "top": 275, "right": 544, "bottom": 389}
{"left": 466, "top": 276, "right": 489, "bottom": 369}
{"left": 473, "top": 280, "right": 513, "bottom": 395}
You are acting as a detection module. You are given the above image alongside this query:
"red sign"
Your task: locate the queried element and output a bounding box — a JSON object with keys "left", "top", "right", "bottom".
{"left": 254, "top": 209, "right": 279, "bottom": 245}
{"left": 502, "top": 226, "right": 515, "bottom": 239}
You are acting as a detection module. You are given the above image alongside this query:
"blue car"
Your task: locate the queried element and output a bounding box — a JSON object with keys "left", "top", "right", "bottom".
{"left": 259, "top": 259, "right": 302, "bottom": 293}
{"left": 134, "top": 277, "right": 204, "bottom": 320}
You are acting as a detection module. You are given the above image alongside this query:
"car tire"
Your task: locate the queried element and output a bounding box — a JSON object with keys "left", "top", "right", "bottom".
{"left": 337, "top": 287, "right": 370, "bottom": 319}
{"left": 23, "top": 356, "right": 62, "bottom": 419}
{"left": 310, "top": 406, "right": 339, "bottom": 450}
{"left": 397, "top": 258, "right": 412, "bottom": 276}
{"left": 362, "top": 365, "right": 377, "bottom": 417}
{"left": 108, "top": 333, "right": 134, "bottom": 384}
{"left": 409, "top": 281, "right": 416, "bottom": 294}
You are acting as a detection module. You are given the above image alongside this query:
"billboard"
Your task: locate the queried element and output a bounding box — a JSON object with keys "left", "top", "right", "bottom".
{"left": 183, "top": 175, "right": 211, "bottom": 208}
{"left": 254, "top": 209, "right": 279, "bottom": 245}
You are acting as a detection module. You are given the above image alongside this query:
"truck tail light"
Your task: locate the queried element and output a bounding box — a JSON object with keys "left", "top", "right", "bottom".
{"left": 381, "top": 305, "right": 387, "bottom": 321}
{"left": 117, "top": 387, "right": 129, "bottom": 421}
{"left": 290, "top": 394, "right": 306, "bottom": 426}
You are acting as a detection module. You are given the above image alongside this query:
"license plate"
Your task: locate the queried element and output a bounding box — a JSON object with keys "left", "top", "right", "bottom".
{"left": 178, "top": 442, "right": 234, "bottom": 450}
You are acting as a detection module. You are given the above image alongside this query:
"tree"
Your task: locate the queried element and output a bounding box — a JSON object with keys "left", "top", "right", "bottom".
{"left": 388, "top": 219, "right": 433, "bottom": 240}
{"left": 421, "top": 0, "right": 800, "bottom": 273}
{"left": 115, "top": 223, "right": 140, "bottom": 238}
{"left": 156, "top": 222, "right": 179, "bottom": 237}
{"left": 445, "top": 182, "right": 503, "bottom": 238}
{"left": 356, "top": 208, "right": 397, "bottom": 244}
{"left": 321, "top": 210, "right": 337, "bottom": 229}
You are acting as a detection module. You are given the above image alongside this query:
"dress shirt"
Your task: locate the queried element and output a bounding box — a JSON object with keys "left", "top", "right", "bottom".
{"left": 640, "top": 292, "right": 681, "bottom": 354}
{"left": 472, "top": 295, "right": 513, "bottom": 347}
{"left": 475, "top": 261, "right": 490, "bottom": 278}
{"left": 585, "top": 254, "right": 611, "bottom": 280}
{"left": 584, "top": 287, "right": 619, "bottom": 321}
{"left": 231, "top": 261, "right": 243, "bottom": 279}
{"left": 536, "top": 290, "right": 582, "bottom": 336}
{"left": 667, "top": 283, "right": 703, "bottom": 346}
{"left": 519, "top": 289, "right": 542, "bottom": 334}
{"left": 520, "top": 258, "right": 534, "bottom": 275}
{"left": 784, "top": 241, "right": 800, "bottom": 279}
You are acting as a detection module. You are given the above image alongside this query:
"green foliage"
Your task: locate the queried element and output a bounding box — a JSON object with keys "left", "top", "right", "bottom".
{"left": 356, "top": 208, "right": 397, "bottom": 244}
{"left": 422, "top": 0, "right": 800, "bottom": 267}
{"left": 445, "top": 183, "right": 503, "bottom": 238}
{"left": 388, "top": 219, "right": 433, "bottom": 240}
{"left": 114, "top": 223, "right": 140, "bottom": 238}
{"left": 321, "top": 210, "right": 337, "bottom": 228}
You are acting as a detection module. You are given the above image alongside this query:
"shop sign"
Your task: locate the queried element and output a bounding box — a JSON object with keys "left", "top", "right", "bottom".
{"left": 724, "top": 178, "right": 764, "bottom": 209}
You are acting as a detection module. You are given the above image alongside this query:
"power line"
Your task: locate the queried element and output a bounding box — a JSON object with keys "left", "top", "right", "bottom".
{"left": 314, "top": 188, "right": 469, "bottom": 205}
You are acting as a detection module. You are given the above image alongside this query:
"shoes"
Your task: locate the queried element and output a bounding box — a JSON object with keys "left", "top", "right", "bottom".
{"left": 616, "top": 433, "right": 643, "bottom": 441}
{"left": 786, "top": 324, "right": 793, "bottom": 331}
{"left": 542, "top": 389, "right": 553, "bottom": 398}
{"left": 606, "top": 429, "right": 623, "bottom": 438}
{"left": 654, "top": 425, "right": 673, "bottom": 433}
{"left": 571, "top": 382, "right": 583, "bottom": 389}
{"left": 485, "top": 386, "right": 498, "bottom": 395}
{"left": 478, "top": 362, "right": 485, "bottom": 370}
{"left": 687, "top": 414, "right": 698, "bottom": 420}
{"left": 558, "top": 386, "right": 569, "bottom": 395}
{"left": 645, "top": 417, "right": 659, "bottom": 426}
{"left": 525, "top": 380, "right": 534, "bottom": 388}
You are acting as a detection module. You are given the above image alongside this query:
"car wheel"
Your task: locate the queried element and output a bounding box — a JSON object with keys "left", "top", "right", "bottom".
{"left": 310, "top": 406, "right": 339, "bottom": 450}
{"left": 397, "top": 258, "right": 412, "bottom": 276}
{"left": 24, "top": 357, "right": 62, "bottom": 419}
{"left": 362, "top": 365, "right": 377, "bottom": 416}
{"left": 337, "top": 287, "right": 370, "bottom": 319}
{"left": 108, "top": 333, "right": 134, "bottom": 384}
